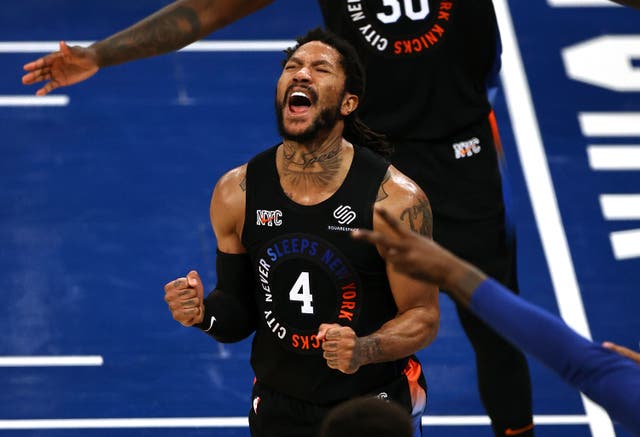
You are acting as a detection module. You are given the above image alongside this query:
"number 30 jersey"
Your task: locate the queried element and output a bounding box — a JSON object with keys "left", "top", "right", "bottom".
{"left": 242, "top": 145, "right": 409, "bottom": 404}
{"left": 319, "top": 0, "right": 499, "bottom": 142}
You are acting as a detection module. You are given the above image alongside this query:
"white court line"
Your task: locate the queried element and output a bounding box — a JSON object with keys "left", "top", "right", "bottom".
{"left": 0, "top": 356, "right": 103, "bottom": 367}
{"left": 588, "top": 145, "right": 640, "bottom": 170}
{"left": 610, "top": 229, "right": 640, "bottom": 260}
{"left": 600, "top": 194, "right": 640, "bottom": 220}
{"left": 548, "top": 0, "right": 622, "bottom": 6}
{"left": 0, "top": 415, "right": 588, "bottom": 429}
{"left": 580, "top": 112, "right": 640, "bottom": 137}
{"left": 493, "top": 0, "right": 615, "bottom": 436}
{"left": 0, "top": 40, "right": 294, "bottom": 53}
{"left": 0, "top": 95, "right": 69, "bottom": 106}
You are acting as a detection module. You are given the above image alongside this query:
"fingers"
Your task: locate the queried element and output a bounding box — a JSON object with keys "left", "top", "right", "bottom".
{"left": 22, "top": 63, "right": 56, "bottom": 85}
{"left": 374, "top": 206, "right": 409, "bottom": 236}
{"left": 187, "top": 270, "right": 201, "bottom": 287}
{"left": 319, "top": 325, "right": 358, "bottom": 374}
{"left": 22, "top": 52, "right": 64, "bottom": 95}
{"left": 36, "top": 80, "right": 61, "bottom": 96}
{"left": 59, "top": 40, "right": 71, "bottom": 56}
{"left": 317, "top": 323, "right": 340, "bottom": 341}
{"left": 23, "top": 52, "right": 63, "bottom": 73}
{"left": 603, "top": 341, "right": 640, "bottom": 365}
{"left": 351, "top": 228, "right": 384, "bottom": 245}
{"left": 164, "top": 273, "right": 203, "bottom": 327}
{"left": 187, "top": 269, "right": 205, "bottom": 302}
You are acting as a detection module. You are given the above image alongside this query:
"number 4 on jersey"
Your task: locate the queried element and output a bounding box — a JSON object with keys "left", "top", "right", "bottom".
{"left": 289, "top": 272, "right": 314, "bottom": 314}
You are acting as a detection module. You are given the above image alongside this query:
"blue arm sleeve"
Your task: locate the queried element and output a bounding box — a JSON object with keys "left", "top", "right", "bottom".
{"left": 469, "top": 278, "right": 640, "bottom": 434}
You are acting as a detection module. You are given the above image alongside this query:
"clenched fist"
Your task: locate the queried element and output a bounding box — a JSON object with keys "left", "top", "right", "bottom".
{"left": 163, "top": 270, "right": 205, "bottom": 326}
{"left": 317, "top": 323, "right": 362, "bottom": 374}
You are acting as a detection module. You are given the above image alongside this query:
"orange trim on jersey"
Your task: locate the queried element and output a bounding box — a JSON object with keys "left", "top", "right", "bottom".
{"left": 504, "top": 422, "right": 534, "bottom": 435}
{"left": 403, "top": 357, "right": 426, "bottom": 415}
{"left": 488, "top": 109, "right": 504, "bottom": 157}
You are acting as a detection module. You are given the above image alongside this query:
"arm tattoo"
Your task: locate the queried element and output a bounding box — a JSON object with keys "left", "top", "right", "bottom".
{"left": 97, "top": 7, "right": 201, "bottom": 66}
{"left": 400, "top": 197, "right": 433, "bottom": 236}
{"left": 353, "top": 335, "right": 383, "bottom": 368}
{"left": 239, "top": 177, "right": 246, "bottom": 192}
{"left": 375, "top": 169, "right": 391, "bottom": 202}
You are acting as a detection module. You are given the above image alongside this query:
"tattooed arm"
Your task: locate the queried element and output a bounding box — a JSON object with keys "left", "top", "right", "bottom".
{"left": 319, "top": 166, "right": 440, "bottom": 373}
{"left": 22, "top": 0, "right": 274, "bottom": 95}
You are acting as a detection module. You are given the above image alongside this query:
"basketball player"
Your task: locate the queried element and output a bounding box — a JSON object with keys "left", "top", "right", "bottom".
{"left": 163, "top": 28, "right": 439, "bottom": 437}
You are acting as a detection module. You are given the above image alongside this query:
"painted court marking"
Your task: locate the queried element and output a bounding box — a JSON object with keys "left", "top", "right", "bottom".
{"left": 0, "top": 95, "right": 68, "bottom": 106}
{"left": 0, "top": 415, "right": 589, "bottom": 430}
{"left": 0, "top": 356, "right": 103, "bottom": 367}
{"left": 493, "top": 0, "right": 615, "bottom": 435}
{"left": 0, "top": 41, "right": 294, "bottom": 53}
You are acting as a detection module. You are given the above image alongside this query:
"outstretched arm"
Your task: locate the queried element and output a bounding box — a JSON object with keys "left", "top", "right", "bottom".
{"left": 353, "top": 207, "right": 640, "bottom": 435}
{"left": 22, "top": 0, "right": 274, "bottom": 95}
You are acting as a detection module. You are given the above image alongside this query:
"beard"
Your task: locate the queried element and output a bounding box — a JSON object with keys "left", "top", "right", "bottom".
{"left": 275, "top": 97, "right": 342, "bottom": 143}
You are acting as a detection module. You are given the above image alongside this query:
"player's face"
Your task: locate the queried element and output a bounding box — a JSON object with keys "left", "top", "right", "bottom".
{"left": 276, "top": 41, "right": 349, "bottom": 143}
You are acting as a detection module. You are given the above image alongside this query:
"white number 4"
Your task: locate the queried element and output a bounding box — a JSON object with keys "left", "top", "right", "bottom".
{"left": 289, "top": 272, "right": 314, "bottom": 314}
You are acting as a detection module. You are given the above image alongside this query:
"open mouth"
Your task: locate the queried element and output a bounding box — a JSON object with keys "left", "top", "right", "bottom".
{"left": 288, "top": 91, "right": 312, "bottom": 114}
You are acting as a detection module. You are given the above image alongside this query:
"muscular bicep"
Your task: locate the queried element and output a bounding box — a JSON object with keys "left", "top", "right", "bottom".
{"left": 210, "top": 165, "right": 247, "bottom": 254}
{"left": 375, "top": 166, "right": 438, "bottom": 313}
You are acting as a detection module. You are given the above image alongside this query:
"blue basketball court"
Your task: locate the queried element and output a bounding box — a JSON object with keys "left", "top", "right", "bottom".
{"left": 1, "top": 1, "right": 639, "bottom": 436}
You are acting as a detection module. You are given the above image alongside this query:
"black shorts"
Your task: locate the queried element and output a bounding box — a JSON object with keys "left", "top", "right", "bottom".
{"left": 248, "top": 357, "right": 427, "bottom": 437}
{"left": 389, "top": 115, "right": 516, "bottom": 287}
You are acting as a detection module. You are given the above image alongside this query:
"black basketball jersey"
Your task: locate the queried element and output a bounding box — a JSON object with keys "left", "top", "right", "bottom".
{"left": 242, "top": 144, "right": 411, "bottom": 404}
{"left": 318, "top": 0, "right": 499, "bottom": 141}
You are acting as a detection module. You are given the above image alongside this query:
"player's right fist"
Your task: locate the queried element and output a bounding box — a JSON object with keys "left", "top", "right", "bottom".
{"left": 163, "top": 270, "right": 205, "bottom": 326}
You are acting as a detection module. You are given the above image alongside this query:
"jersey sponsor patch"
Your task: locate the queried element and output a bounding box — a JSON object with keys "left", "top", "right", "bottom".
{"left": 342, "top": 0, "right": 455, "bottom": 57}
{"left": 254, "top": 233, "right": 363, "bottom": 355}
{"left": 256, "top": 209, "right": 283, "bottom": 226}
{"left": 333, "top": 204, "right": 357, "bottom": 225}
{"left": 452, "top": 137, "right": 482, "bottom": 159}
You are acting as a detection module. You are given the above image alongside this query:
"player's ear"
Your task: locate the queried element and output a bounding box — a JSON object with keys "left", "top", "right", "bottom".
{"left": 341, "top": 92, "right": 358, "bottom": 117}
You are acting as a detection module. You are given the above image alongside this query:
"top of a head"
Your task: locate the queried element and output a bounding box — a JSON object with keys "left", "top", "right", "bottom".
{"left": 319, "top": 397, "right": 413, "bottom": 437}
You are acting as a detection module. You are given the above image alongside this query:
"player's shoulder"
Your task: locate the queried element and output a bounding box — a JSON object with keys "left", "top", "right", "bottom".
{"left": 215, "top": 163, "right": 248, "bottom": 193}
{"left": 378, "top": 165, "right": 426, "bottom": 204}
{"left": 375, "top": 165, "right": 432, "bottom": 236}
{"left": 211, "top": 163, "right": 248, "bottom": 209}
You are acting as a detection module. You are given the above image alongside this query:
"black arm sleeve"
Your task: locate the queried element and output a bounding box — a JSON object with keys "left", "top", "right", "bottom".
{"left": 194, "top": 250, "right": 257, "bottom": 343}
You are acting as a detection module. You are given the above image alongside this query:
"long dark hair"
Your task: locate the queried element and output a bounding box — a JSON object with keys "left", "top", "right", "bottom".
{"left": 283, "top": 28, "right": 392, "bottom": 157}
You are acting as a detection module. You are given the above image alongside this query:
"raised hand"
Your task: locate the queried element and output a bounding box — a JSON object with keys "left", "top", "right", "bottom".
{"left": 22, "top": 41, "right": 99, "bottom": 96}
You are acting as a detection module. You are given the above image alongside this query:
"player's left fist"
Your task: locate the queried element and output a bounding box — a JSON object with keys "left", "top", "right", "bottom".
{"left": 317, "top": 323, "right": 360, "bottom": 374}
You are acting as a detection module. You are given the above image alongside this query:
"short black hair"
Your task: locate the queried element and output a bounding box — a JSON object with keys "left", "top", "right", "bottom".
{"left": 319, "top": 397, "right": 413, "bottom": 437}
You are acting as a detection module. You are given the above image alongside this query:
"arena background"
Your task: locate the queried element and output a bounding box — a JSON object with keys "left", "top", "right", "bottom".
{"left": 1, "top": 1, "right": 639, "bottom": 435}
